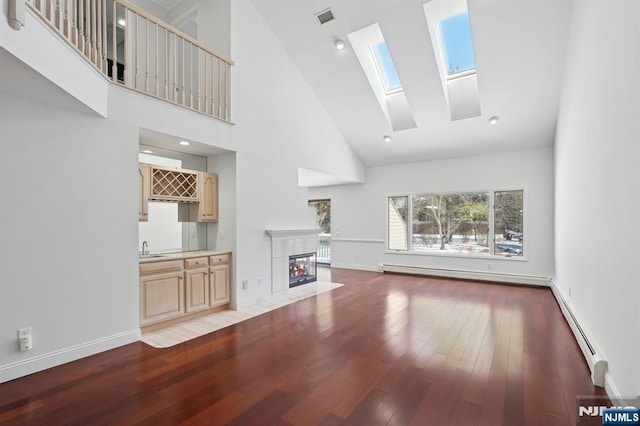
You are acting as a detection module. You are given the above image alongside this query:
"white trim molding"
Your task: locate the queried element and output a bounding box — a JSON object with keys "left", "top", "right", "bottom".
{"left": 549, "top": 280, "right": 608, "bottom": 389}
{"left": 266, "top": 228, "right": 320, "bottom": 239}
{"left": 332, "top": 238, "right": 385, "bottom": 244}
{"left": 0, "top": 329, "right": 141, "bottom": 384}
{"left": 381, "top": 263, "right": 551, "bottom": 287}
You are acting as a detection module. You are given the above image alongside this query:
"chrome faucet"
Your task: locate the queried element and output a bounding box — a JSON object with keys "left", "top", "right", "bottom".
{"left": 141, "top": 241, "right": 148, "bottom": 256}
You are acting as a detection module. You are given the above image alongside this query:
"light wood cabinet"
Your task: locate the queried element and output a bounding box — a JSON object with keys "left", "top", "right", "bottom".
{"left": 149, "top": 165, "right": 198, "bottom": 202}
{"left": 140, "top": 270, "right": 185, "bottom": 326}
{"left": 140, "top": 162, "right": 217, "bottom": 223}
{"left": 138, "top": 163, "right": 149, "bottom": 222}
{"left": 199, "top": 172, "right": 218, "bottom": 222}
{"left": 178, "top": 172, "right": 218, "bottom": 223}
{"left": 210, "top": 264, "right": 230, "bottom": 306}
{"left": 185, "top": 257, "right": 210, "bottom": 313}
{"left": 139, "top": 253, "right": 231, "bottom": 329}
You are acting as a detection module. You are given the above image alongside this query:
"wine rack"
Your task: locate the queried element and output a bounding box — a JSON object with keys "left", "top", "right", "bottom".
{"left": 150, "top": 166, "right": 198, "bottom": 202}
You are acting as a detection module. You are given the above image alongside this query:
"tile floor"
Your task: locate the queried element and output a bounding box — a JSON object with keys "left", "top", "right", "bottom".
{"left": 142, "top": 280, "right": 344, "bottom": 348}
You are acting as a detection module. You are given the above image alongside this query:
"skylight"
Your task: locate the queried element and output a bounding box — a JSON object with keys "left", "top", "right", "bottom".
{"left": 439, "top": 12, "right": 476, "bottom": 78}
{"left": 370, "top": 41, "right": 402, "bottom": 94}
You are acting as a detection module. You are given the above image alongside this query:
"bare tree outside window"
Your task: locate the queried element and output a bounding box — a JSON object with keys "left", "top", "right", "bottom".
{"left": 314, "top": 201, "right": 331, "bottom": 234}
{"left": 494, "top": 190, "right": 524, "bottom": 256}
{"left": 309, "top": 199, "right": 332, "bottom": 263}
{"left": 412, "top": 192, "right": 489, "bottom": 253}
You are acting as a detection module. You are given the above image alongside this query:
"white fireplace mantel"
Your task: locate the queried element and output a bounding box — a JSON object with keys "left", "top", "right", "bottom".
{"left": 266, "top": 228, "right": 320, "bottom": 294}
{"left": 265, "top": 228, "right": 320, "bottom": 239}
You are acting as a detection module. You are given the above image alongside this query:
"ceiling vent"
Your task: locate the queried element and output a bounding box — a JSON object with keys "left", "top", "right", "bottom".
{"left": 316, "top": 8, "right": 334, "bottom": 25}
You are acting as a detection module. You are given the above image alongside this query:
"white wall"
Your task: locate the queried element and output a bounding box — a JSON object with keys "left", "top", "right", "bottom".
{"left": 0, "top": 90, "right": 140, "bottom": 383}
{"left": 554, "top": 0, "right": 640, "bottom": 397}
{"left": 0, "top": 3, "right": 108, "bottom": 117}
{"left": 207, "top": 152, "right": 237, "bottom": 305}
{"left": 309, "top": 147, "right": 555, "bottom": 277}
{"left": 168, "top": 0, "right": 231, "bottom": 58}
{"left": 229, "top": 0, "right": 365, "bottom": 307}
{"left": 0, "top": 14, "right": 235, "bottom": 381}
{"left": 129, "top": 0, "right": 170, "bottom": 22}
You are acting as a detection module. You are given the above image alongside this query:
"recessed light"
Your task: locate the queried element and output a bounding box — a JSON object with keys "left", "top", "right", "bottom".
{"left": 335, "top": 39, "right": 345, "bottom": 50}
{"left": 489, "top": 116, "right": 499, "bottom": 125}
{"left": 383, "top": 135, "right": 392, "bottom": 143}
{"left": 179, "top": 141, "right": 191, "bottom": 146}
{"left": 117, "top": 18, "right": 126, "bottom": 26}
{"left": 142, "top": 149, "right": 153, "bottom": 154}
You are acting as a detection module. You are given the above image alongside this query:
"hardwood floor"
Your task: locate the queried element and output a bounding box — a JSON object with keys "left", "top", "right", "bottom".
{"left": 0, "top": 268, "right": 608, "bottom": 425}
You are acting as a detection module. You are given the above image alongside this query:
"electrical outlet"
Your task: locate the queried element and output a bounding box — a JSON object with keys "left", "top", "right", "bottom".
{"left": 18, "top": 327, "right": 32, "bottom": 351}
{"left": 257, "top": 278, "right": 262, "bottom": 286}
{"left": 487, "top": 263, "right": 491, "bottom": 270}
{"left": 242, "top": 280, "right": 248, "bottom": 289}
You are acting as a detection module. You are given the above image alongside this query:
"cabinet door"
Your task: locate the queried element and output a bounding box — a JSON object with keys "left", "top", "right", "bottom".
{"left": 140, "top": 271, "right": 184, "bottom": 325}
{"left": 198, "top": 173, "right": 218, "bottom": 222}
{"left": 210, "top": 263, "right": 230, "bottom": 307}
{"left": 185, "top": 267, "right": 210, "bottom": 313}
{"left": 138, "top": 163, "right": 149, "bottom": 221}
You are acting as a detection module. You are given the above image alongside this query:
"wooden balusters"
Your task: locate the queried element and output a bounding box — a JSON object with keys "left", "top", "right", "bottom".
{"left": 133, "top": 11, "right": 138, "bottom": 89}
{"left": 101, "top": 0, "right": 106, "bottom": 72}
{"left": 77, "top": 0, "right": 84, "bottom": 54}
{"left": 23, "top": 0, "right": 233, "bottom": 122}
{"left": 154, "top": 22, "right": 158, "bottom": 97}
{"left": 111, "top": 0, "right": 116, "bottom": 82}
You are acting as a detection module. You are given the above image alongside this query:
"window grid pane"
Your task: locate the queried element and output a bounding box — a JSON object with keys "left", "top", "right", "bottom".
{"left": 388, "top": 196, "right": 408, "bottom": 250}
{"left": 371, "top": 41, "right": 403, "bottom": 93}
{"left": 439, "top": 12, "right": 476, "bottom": 77}
{"left": 494, "top": 190, "right": 524, "bottom": 256}
{"left": 411, "top": 192, "right": 489, "bottom": 254}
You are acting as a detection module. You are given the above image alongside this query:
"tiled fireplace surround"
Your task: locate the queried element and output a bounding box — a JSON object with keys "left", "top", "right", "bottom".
{"left": 266, "top": 229, "right": 319, "bottom": 294}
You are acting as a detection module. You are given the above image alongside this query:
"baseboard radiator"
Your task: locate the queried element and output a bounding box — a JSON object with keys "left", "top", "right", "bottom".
{"left": 380, "top": 264, "right": 551, "bottom": 287}
{"left": 551, "top": 284, "right": 607, "bottom": 387}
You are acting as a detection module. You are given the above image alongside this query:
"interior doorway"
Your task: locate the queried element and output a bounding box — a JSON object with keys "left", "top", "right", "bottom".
{"left": 309, "top": 199, "right": 331, "bottom": 264}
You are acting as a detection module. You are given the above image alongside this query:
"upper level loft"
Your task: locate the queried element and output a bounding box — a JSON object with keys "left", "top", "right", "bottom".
{"left": 10, "top": 0, "right": 233, "bottom": 122}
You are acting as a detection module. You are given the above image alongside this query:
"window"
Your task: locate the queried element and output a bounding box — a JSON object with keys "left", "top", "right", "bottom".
{"left": 370, "top": 41, "right": 403, "bottom": 94}
{"left": 494, "top": 190, "right": 524, "bottom": 256}
{"left": 412, "top": 192, "right": 489, "bottom": 254}
{"left": 388, "top": 196, "right": 408, "bottom": 250}
{"left": 388, "top": 190, "right": 524, "bottom": 257}
{"left": 439, "top": 12, "right": 476, "bottom": 78}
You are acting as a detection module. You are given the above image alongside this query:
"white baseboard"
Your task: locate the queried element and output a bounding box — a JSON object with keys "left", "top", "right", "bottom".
{"left": 549, "top": 280, "right": 617, "bottom": 397}
{"left": 380, "top": 263, "right": 551, "bottom": 287}
{"left": 330, "top": 262, "right": 381, "bottom": 272}
{"left": 0, "top": 329, "right": 141, "bottom": 384}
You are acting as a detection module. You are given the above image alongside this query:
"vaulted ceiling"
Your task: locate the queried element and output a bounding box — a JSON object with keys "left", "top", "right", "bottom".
{"left": 144, "top": 0, "right": 574, "bottom": 169}
{"left": 251, "top": 0, "right": 574, "bottom": 167}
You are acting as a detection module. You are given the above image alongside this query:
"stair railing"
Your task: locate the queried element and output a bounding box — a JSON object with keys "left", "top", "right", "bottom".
{"left": 24, "top": 0, "right": 233, "bottom": 122}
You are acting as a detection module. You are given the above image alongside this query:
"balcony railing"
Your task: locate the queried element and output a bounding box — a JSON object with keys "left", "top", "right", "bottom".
{"left": 318, "top": 233, "right": 331, "bottom": 264}
{"left": 25, "top": 0, "right": 233, "bottom": 122}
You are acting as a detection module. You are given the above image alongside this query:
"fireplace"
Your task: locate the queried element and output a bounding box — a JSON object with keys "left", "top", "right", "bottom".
{"left": 289, "top": 253, "right": 317, "bottom": 288}
{"left": 266, "top": 228, "right": 320, "bottom": 294}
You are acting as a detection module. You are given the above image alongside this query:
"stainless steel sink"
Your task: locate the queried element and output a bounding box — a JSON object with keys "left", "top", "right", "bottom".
{"left": 139, "top": 254, "right": 167, "bottom": 258}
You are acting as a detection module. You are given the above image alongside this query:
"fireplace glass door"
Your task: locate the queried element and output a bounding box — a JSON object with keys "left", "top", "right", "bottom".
{"left": 289, "top": 253, "right": 317, "bottom": 288}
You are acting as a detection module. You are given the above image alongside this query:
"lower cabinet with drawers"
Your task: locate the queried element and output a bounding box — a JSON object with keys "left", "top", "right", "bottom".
{"left": 140, "top": 252, "right": 231, "bottom": 328}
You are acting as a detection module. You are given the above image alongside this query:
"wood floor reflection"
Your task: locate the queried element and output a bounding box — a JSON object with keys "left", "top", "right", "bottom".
{"left": 0, "top": 268, "right": 607, "bottom": 425}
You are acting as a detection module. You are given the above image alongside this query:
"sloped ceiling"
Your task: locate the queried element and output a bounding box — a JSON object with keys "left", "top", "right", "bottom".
{"left": 251, "top": 0, "right": 574, "bottom": 167}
